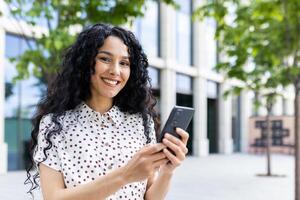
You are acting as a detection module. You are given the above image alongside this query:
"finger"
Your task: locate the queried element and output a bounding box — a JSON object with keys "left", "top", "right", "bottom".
{"left": 164, "top": 133, "right": 188, "bottom": 154}
{"left": 164, "top": 133, "right": 181, "bottom": 145}
{"left": 163, "top": 148, "right": 181, "bottom": 166}
{"left": 148, "top": 152, "right": 167, "bottom": 162}
{"left": 140, "top": 143, "right": 166, "bottom": 155}
{"left": 162, "top": 138, "right": 185, "bottom": 160}
{"left": 176, "top": 128, "right": 189, "bottom": 145}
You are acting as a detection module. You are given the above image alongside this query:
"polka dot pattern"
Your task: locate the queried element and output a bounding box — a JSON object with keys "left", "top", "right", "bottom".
{"left": 33, "top": 102, "right": 157, "bottom": 199}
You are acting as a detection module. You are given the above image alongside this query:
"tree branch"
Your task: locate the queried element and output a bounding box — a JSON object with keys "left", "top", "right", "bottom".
{"left": 45, "top": 0, "right": 53, "bottom": 32}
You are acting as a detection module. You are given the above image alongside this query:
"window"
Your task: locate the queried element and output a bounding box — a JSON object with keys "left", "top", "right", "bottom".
{"left": 147, "top": 67, "right": 161, "bottom": 114}
{"left": 5, "top": 33, "right": 44, "bottom": 118}
{"left": 176, "top": 73, "right": 192, "bottom": 94}
{"left": 204, "top": 18, "right": 217, "bottom": 71}
{"left": 175, "top": 0, "right": 192, "bottom": 66}
{"left": 134, "top": 1, "right": 159, "bottom": 57}
{"left": 207, "top": 80, "right": 218, "bottom": 99}
{"left": 148, "top": 67, "right": 160, "bottom": 89}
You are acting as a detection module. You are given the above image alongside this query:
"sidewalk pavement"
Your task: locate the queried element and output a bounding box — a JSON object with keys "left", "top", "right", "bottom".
{"left": 0, "top": 153, "right": 294, "bottom": 200}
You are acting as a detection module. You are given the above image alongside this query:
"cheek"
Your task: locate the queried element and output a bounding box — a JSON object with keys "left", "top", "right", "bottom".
{"left": 94, "top": 62, "right": 106, "bottom": 73}
{"left": 124, "top": 69, "right": 130, "bottom": 81}
{"left": 90, "top": 74, "right": 100, "bottom": 86}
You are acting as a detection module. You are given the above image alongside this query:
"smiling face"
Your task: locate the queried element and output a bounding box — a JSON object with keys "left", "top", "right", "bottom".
{"left": 89, "top": 36, "right": 131, "bottom": 103}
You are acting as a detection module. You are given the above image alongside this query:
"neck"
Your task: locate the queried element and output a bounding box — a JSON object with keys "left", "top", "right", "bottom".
{"left": 85, "top": 96, "right": 113, "bottom": 114}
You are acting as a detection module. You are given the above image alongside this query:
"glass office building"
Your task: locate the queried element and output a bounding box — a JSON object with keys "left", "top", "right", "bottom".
{"left": 4, "top": 34, "right": 45, "bottom": 170}
{"left": 0, "top": 0, "right": 267, "bottom": 172}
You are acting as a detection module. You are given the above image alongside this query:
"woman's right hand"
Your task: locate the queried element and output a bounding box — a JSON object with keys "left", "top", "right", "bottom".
{"left": 121, "top": 143, "right": 168, "bottom": 183}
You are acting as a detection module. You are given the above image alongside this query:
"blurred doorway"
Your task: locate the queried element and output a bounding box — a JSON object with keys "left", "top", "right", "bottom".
{"left": 207, "top": 98, "right": 218, "bottom": 153}
{"left": 207, "top": 81, "right": 219, "bottom": 153}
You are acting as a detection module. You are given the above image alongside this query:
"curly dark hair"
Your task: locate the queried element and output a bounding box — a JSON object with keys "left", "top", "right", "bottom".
{"left": 24, "top": 23, "right": 160, "bottom": 196}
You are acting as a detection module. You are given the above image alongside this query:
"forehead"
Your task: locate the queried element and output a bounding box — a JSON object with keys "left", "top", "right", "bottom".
{"left": 98, "top": 36, "right": 129, "bottom": 57}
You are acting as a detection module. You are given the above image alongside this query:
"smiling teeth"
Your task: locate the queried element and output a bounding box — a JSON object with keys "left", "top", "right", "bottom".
{"left": 103, "top": 78, "right": 118, "bottom": 85}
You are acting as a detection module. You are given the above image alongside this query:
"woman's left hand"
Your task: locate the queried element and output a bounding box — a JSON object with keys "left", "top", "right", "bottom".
{"left": 160, "top": 128, "right": 189, "bottom": 173}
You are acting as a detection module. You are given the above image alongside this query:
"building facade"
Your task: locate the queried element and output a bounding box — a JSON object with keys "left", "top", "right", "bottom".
{"left": 0, "top": 0, "right": 258, "bottom": 173}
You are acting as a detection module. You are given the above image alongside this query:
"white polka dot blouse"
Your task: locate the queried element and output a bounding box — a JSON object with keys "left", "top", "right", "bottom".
{"left": 33, "top": 102, "right": 157, "bottom": 200}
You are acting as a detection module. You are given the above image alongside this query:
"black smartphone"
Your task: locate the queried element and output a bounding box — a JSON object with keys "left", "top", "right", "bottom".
{"left": 158, "top": 106, "right": 194, "bottom": 143}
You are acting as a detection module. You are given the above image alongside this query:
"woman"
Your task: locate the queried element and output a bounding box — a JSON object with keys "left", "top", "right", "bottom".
{"left": 25, "top": 23, "right": 189, "bottom": 200}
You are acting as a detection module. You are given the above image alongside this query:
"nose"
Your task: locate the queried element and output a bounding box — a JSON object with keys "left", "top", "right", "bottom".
{"left": 109, "top": 61, "right": 121, "bottom": 76}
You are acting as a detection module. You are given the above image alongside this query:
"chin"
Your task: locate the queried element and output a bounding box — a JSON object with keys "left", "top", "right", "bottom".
{"left": 103, "top": 92, "right": 119, "bottom": 98}
{"left": 93, "top": 87, "right": 123, "bottom": 99}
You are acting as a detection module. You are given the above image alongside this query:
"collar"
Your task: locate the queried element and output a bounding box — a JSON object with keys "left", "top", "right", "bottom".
{"left": 75, "top": 102, "right": 123, "bottom": 128}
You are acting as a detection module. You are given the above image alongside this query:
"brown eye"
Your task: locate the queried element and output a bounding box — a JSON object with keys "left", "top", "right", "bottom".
{"left": 120, "top": 61, "right": 130, "bottom": 67}
{"left": 98, "top": 57, "right": 111, "bottom": 63}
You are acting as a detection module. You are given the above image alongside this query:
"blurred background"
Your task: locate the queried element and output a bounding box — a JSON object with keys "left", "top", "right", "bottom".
{"left": 0, "top": 0, "right": 299, "bottom": 199}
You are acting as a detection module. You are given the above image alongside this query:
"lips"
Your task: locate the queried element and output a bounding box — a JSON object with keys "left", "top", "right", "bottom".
{"left": 101, "top": 78, "right": 120, "bottom": 86}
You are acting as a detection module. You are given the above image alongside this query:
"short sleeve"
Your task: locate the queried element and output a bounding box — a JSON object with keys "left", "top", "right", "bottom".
{"left": 148, "top": 117, "right": 157, "bottom": 144}
{"left": 33, "top": 114, "right": 62, "bottom": 172}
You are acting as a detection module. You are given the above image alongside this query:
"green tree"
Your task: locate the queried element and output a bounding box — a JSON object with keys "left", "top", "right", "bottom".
{"left": 194, "top": 0, "right": 300, "bottom": 198}
{"left": 4, "top": 0, "right": 177, "bottom": 84}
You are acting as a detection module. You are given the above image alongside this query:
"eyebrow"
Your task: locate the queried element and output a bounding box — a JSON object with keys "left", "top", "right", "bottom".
{"left": 97, "top": 50, "right": 129, "bottom": 59}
